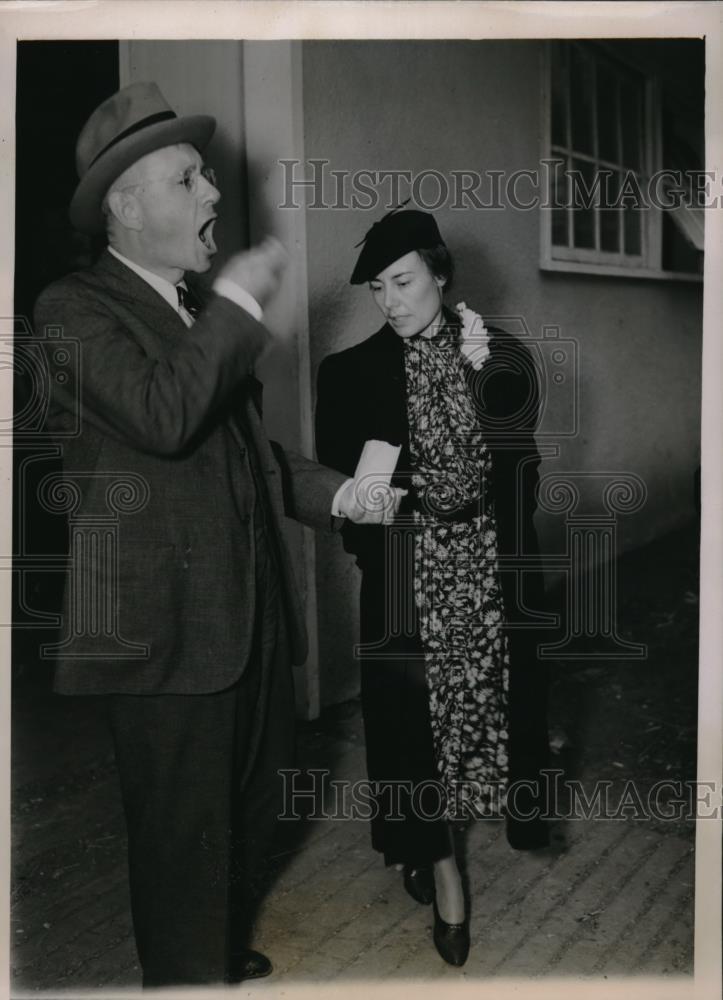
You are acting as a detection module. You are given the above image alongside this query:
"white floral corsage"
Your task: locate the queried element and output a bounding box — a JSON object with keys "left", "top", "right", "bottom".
{"left": 456, "top": 302, "right": 490, "bottom": 371}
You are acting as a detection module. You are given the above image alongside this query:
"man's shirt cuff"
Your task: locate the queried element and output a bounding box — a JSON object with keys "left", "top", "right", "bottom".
{"left": 212, "top": 277, "right": 264, "bottom": 322}
{"left": 331, "top": 478, "right": 354, "bottom": 517}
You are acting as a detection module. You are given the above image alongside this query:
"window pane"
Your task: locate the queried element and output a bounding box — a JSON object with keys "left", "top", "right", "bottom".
{"left": 570, "top": 45, "right": 594, "bottom": 155}
{"left": 551, "top": 43, "right": 569, "bottom": 148}
{"left": 546, "top": 42, "right": 653, "bottom": 269}
{"left": 621, "top": 81, "right": 642, "bottom": 169}
{"left": 597, "top": 63, "right": 619, "bottom": 164}
{"left": 549, "top": 157, "right": 569, "bottom": 246}
{"left": 551, "top": 210, "right": 568, "bottom": 246}
{"left": 624, "top": 206, "right": 642, "bottom": 255}
{"left": 572, "top": 158, "right": 596, "bottom": 249}
{"left": 600, "top": 207, "right": 620, "bottom": 252}
{"left": 600, "top": 170, "right": 621, "bottom": 251}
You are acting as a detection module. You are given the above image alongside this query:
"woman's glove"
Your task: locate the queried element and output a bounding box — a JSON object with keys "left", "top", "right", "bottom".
{"left": 456, "top": 301, "right": 490, "bottom": 371}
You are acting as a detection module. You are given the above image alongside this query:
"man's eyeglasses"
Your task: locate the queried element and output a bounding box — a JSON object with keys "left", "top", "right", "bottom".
{"left": 118, "top": 164, "right": 218, "bottom": 195}
{"left": 178, "top": 164, "right": 218, "bottom": 194}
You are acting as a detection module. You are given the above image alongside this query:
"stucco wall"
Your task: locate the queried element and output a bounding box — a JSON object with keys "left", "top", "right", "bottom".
{"left": 301, "top": 40, "right": 702, "bottom": 707}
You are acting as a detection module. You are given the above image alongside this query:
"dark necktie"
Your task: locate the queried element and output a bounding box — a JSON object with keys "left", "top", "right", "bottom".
{"left": 176, "top": 283, "right": 202, "bottom": 320}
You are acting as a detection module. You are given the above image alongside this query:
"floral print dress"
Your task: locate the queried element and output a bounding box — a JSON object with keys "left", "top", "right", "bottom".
{"left": 403, "top": 327, "right": 509, "bottom": 818}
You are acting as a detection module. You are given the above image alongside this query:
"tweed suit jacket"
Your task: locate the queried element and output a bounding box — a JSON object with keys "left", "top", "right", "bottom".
{"left": 34, "top": 249, "right": 344, "bottom": 696}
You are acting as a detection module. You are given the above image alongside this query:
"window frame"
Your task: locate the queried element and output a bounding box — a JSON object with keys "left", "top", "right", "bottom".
{"left": 539, "top": 41, "right": 702, "bottom": 284}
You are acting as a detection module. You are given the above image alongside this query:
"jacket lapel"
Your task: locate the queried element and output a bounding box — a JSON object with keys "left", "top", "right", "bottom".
{"left": 92, "top": 249, "right": 189, "bottom": 334}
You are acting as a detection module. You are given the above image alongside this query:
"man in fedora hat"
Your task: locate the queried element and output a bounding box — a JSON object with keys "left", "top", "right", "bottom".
{"left": 33, "top": 81, "right": 398, "bottom": 987}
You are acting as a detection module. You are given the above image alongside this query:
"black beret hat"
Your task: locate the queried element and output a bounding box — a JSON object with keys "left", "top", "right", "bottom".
{"left": 350, "top": 208, "right": 445, "bottom": 284}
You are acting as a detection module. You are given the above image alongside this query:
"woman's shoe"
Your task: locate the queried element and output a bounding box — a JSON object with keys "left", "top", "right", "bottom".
{"left": 432, "top": 899, "right": 470, "bottom": 966}
{"left": 403, "top": 865, "right": 435, "bottom": 905}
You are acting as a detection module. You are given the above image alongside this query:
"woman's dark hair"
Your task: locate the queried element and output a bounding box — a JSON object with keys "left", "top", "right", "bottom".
{"left": 417, "top": 244, "right": 454, "bottom": 293}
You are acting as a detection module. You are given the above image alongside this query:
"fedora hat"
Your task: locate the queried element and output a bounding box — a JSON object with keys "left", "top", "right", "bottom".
{"left": 69, "top": 81, "right": 216, "bottom": 235}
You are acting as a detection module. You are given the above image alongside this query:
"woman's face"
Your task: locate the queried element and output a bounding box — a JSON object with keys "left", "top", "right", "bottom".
{"left": 369, "top": 251, "right": 444, "bottom": 339}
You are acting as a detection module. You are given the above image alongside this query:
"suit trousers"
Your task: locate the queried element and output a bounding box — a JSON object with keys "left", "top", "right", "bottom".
{"left": 107, "top": 515, "right": 294, "bottom": 987}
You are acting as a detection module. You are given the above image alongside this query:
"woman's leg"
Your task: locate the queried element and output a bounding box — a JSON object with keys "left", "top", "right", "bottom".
{"left": 433, "top": 825, "right": 465, "bottom": 923}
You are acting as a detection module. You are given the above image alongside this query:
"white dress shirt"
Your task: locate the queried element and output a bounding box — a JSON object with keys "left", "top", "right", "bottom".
{"left": 107, "top": 245, "right": 263, "bottom": 327}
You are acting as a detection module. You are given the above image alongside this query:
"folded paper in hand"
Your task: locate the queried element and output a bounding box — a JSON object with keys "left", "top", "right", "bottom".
{"left": 353, "top": 439, "right": 401, "bottom": 513}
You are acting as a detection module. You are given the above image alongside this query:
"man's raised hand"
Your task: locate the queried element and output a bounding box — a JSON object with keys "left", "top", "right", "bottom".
{"left": 219, "top": 237, "right": 288, "bottom": 309}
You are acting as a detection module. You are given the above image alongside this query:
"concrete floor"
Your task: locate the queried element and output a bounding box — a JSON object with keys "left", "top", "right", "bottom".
{"left": 11, "top": 524, "right": 698, "bottom": 993}
{"left": 251, "top": 743, "right": 693, "bottom": 983}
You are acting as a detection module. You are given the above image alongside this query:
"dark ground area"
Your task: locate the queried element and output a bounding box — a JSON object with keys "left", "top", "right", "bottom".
{"left": 10, "top": 520, "right": 699, "bottom": 989}
{"left": 546, "top": 520, "right": 699, "bottom": 835}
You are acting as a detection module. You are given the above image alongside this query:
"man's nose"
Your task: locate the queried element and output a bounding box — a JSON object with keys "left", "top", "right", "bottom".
{"left": 200, "top": 175, "right": 221, "bottom": 205}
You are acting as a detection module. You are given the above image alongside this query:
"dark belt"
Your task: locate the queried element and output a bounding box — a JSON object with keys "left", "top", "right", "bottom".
{"left": 404, "top": 492, "right": 484, "bottom": 524}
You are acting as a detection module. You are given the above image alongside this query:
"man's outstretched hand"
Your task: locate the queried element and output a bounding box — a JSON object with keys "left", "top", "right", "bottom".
{"left": 337, "top": 477, "right": 407, "bottom": 525}
{"left": 219, "top": 237, "right": 288, "bottom": 309}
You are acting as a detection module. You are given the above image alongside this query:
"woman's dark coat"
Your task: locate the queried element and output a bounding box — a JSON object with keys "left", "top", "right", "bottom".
{"left": 316, "top": 309, "right": 550, "bottom": 848}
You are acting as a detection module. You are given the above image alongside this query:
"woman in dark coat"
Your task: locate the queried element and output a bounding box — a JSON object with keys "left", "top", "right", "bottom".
{"left": 315, "top": 209, "right": 550, "bottom": 967}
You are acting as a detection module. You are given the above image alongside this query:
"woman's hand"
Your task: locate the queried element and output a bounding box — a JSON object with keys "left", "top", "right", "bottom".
{"left": 456, "top": 301, "right": 490, "bottom": 370}
{"left": 337, "top": 476, "right": 408, "bottom": 525}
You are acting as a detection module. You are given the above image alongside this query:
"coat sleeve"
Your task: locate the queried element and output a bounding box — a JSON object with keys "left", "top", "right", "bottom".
{"left": 474, "top": 331, "right": 544, "bottom": 631}
{"left": 315, "top": 353, "right": 372, "bottom": 478}
{"left": 34, "top": 279, "right": 269, "bottom": 457}
{"left": 269, "top": 441, "right": 347, "bottom": 533}
{"left": 468, "top": 329, "right": 542, "bottom": 521}
{"left": 315, "top": 350, "right": 385, "bottom": 562}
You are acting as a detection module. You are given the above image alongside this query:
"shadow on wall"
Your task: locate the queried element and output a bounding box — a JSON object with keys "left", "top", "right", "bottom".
{"left": 245, "top": 157, "right": 275, "bottom": 240}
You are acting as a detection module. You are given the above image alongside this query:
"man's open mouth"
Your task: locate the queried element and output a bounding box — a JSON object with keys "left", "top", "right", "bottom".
{"left": 198, "top": 218, "right": 217, "bottom": 252}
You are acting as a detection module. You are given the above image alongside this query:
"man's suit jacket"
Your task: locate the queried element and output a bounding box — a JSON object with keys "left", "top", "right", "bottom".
{"left": 315, "top": 309, "right": 551, "bottom": 847}
{"left": 34, "top": 249, "right": 344, "bottom": 696}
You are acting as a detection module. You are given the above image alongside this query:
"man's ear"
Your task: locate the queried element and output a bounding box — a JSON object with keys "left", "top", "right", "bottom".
{"left": 106, "top": 189, "right": 143, "bottom": 232}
